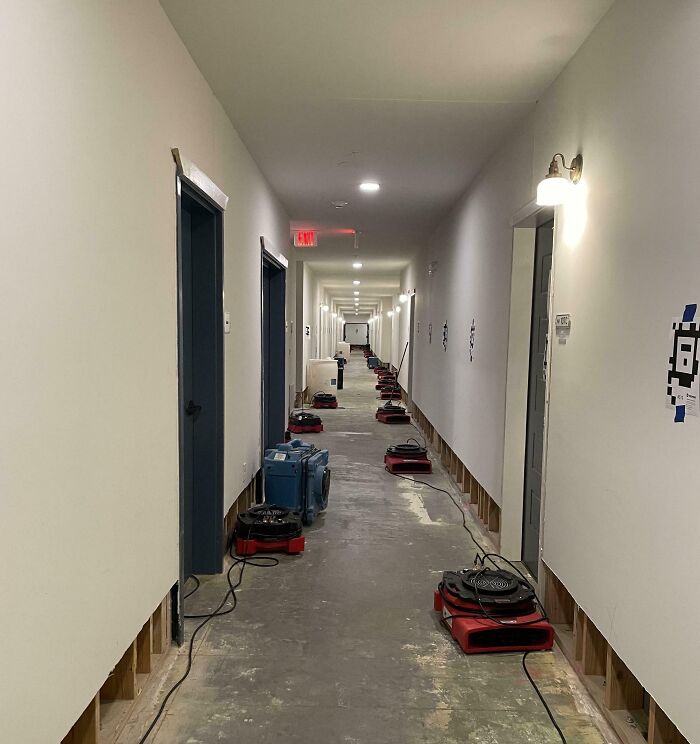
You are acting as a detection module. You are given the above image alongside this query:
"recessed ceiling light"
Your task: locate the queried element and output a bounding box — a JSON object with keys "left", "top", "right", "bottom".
{"left": 353, "top": 291, "right": 359, "bottom": 295}
{"left": 353, "top": 262, "right": 363, "bottom": 269}
{"left": 359, "top": 181, "right": 380, "bottom": 193}
{"left": 353, "top": 280, "right": 360, "bottom": 285}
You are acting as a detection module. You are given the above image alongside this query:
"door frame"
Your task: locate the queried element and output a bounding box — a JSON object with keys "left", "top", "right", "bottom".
{"left": 260, "top": 237, "right": 287, "bottom": 462}
{"left": 499, "top": 201, "right": 556, "bottom": 574}
{"left": 174, "top": 160, "right": 227, "bottom": 644}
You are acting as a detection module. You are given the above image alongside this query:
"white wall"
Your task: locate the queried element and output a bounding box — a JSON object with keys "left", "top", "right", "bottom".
{"left": 344, "top": 322, "right": 368, "bottom": 344}
{"left": 0, "top": 3, "right": 290, "bottom": 742}
{"left": 535, "top": 3, "right": 700, "bottom": 738}
{"left": 406, "top": 1, "right": 700, "bottom": 738}
{"left": 410, "top": 117, "right": 534, "bottom": 501}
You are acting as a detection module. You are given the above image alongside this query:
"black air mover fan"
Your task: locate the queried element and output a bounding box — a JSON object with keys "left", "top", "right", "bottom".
{"left": 235, "top": 504, "right": 305, "bottom": 555}
{"left": 288, "top": 410, "right": 323, "bottom": 433}
{"left": 385, "top": 442, "right": 427, "bottom": 459}
{"left": 312, "top": 392, "right": 338, "bottom": 409}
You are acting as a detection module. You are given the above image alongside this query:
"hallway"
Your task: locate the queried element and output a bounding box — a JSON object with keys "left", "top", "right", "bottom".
{"left": 123, "top": 353, "right": 608, "bottom": 744}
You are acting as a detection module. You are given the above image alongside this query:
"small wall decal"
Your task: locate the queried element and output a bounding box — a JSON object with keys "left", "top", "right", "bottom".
{"left": 442, "top": 321, "right": 448, "bottom": 352}
{"left": 469, "top": 319, "right": 476, "bottom": 361}
{"left": 668, "top": 303, "right": 700, "bottom": 422}
{"left": 428, "top": 322, "right": 433, "bottom": 344}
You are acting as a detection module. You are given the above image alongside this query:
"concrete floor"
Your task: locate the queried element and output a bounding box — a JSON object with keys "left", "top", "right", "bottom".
{"left": 122, "top": 352, "right": 615, "bottom": 744}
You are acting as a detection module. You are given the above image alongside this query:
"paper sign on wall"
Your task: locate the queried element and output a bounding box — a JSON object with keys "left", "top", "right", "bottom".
{"left": 667, "top": 303, "right": 700, "bottom": 422}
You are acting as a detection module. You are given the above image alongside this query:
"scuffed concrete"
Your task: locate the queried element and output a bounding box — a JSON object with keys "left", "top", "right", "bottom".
{"left": 120, "top": 352, "right": 619, "bottom": 744}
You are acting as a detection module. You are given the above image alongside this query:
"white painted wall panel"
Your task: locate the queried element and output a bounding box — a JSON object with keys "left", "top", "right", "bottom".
{"left": 0, "top": 3, "right": 289, "bottom": 741}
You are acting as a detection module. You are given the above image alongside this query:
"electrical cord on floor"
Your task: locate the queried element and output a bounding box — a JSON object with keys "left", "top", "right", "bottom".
{"left": 382, "top": 467, "right": 567, "bottom": 743}
{"left": 523, "top": 651, "right": 568, "bottom": 744}
{"left": 182, "top": 575, "right": 200, "bottom": 600}
{"left": 137, "top": 547, "right": 279, "bottom": 743}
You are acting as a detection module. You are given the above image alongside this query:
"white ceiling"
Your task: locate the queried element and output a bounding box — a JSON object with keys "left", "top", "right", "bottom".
{"left": 161, "top": 0, "right": 612, "bottom": 293}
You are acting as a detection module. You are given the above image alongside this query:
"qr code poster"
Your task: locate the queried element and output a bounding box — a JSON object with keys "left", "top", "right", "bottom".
{"left": 667, "top": 303, "right": 700, "bottom": 422}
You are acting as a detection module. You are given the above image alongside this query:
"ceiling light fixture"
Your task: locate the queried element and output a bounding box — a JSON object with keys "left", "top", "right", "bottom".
{"left": 359, "top": 181, "right": 380, "bottom": 193}
{"left": 536, "top": 153, "right": 583, "bottom": 206}
{"left": 399, "top": 293, "right": 408, "bottom": 303}
{"left": 353, "top": 280, "right": 360, "bottom": 285}
{"left": 353, "top": 262, "right": 363, "bottom": 269}
{"left": 354, "top": 291, "right": 359, "bottom": 295}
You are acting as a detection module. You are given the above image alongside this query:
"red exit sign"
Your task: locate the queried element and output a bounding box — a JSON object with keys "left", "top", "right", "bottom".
{"left": 294, "top": 230, "right": 317, "bottom": 248}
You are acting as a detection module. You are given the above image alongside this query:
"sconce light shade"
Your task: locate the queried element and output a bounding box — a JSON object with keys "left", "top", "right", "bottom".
{"left": 537, "top": 176, "right": 571, "bottom": 206}
{"left": 395, "top": 306, "right": 401, "bottom": 313}
{"left": 399, "top": 293, "right": 408, "bottom": 303}
{"left": 536, "top": 153, "right": 583, "bottom": 207}
{"left": 387, "top": 310, "right": 394, "bottom": 317}
{"left": 320, "top": 304, "right": 329, "bottom": 312}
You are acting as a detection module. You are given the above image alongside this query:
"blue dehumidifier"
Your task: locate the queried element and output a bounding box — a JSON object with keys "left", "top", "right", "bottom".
{"left": 264, "top": 440, "right": 331, "bottom": 525}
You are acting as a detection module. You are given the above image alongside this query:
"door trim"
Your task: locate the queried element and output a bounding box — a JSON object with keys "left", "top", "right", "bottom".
{"left": 499, "top": 206, "right": 555, "bottom": 567}
{"left": 174, "top": 172, "right": 225, "bottom": 644}
{"left": 260, "top": 237, "right": 287, "bottom": 472}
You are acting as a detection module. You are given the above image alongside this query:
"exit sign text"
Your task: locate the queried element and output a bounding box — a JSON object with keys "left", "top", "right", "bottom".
{"left": 294, "top": 230, "right": 317, "bottom": 247}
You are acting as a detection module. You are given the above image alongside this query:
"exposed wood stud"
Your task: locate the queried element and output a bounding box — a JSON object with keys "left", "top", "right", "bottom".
{"left": 648, "top": 700, "right": 689, "bottom": 744}
{"left": 100, "top": 642, "right": 138, "bottom": 701}
{"left": 581, "top": 615, "right": 606, "bottom": 678}
{"left": 61, "top": 695, "right": 99, "bottom": 744}
{"left": 574, "top": 606, "right": 585, "bottom": 661}
{"left": 136, "top": 618, "right": 153, "bottom": 675}
{"left": 152, "top": 597, "right": 169, "bottom": 655}
{"left": 605, "top": 646, "right": 643, "bottom": 712}
{"left": 543, "top": 564, "right": 575, "bottom": 625}
{"left": 488, "top": 499, "right": 501, "bottom": 533}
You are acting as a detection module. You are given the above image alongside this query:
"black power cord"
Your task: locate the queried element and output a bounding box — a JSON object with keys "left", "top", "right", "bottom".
{"left": 383, "top": 466, "right": 567, "bottom": 744}
{"left": 182, "top": 575, "right": 200, "bottom": 600}
{"left": 523, "top": 651, "right": 568, "bottom": 743}
{"left": 137, "top": 546, "right": 278, "bottom": 743}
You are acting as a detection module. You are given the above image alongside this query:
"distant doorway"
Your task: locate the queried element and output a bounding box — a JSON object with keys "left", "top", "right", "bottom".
{"left": 522, "top": 219, "right": 554, "bottom": 577}
{"left": 407, "top": 294, "right": 416, "bottom": 408}
{"left": 177, "top": 181, "right": 224, "bottom": 582}
{"left": 261, "top": 243, "right": 286, "bottom": 451}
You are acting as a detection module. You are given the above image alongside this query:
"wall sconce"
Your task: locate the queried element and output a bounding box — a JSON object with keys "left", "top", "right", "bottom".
{"left": 387, "top": 310, "right": 394, "bottom": 318}
{"left": 320, "top": 304, "right": 329, "bottom": 312}
{"left": 395, "top": 306, "right": 401, "bottom": 313}
{"left": 536, "top": 153, "right": 583, "bottom": 206}
{"left": 399, "top": 293, "right": 408, "bottom": 303}
{"left": 331, "top": 312, "right": 337, "bottom": 318}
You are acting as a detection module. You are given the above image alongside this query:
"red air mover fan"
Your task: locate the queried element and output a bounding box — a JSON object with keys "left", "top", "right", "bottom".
{"left": 434, "top": 568, "right": 554, "bottom": 654}
{"left": 312, "top": 392, "right": 338, "bottom": 409}
{"left": 288, "top": 411, "right": 323, "bottom": 434}
{"left": 235, "top": 504, "right": 305, "bottom": 555}
{"left": 380, "top": 388, "right": 402, "bottom": 400}
{"left": 384, "top": 442, "right": 432, "bottom": 474}
{"left": 376, "top": 401, "right": 411, "bottom": 425}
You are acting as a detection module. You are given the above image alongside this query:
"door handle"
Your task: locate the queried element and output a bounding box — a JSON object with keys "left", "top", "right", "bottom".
{"left": 185, "top": 400, "right": 202, "bottom": 416}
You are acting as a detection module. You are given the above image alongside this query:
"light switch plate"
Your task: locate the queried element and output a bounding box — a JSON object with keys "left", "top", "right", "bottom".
{"left": 224, "top": 311, "right": 231, "bottom": 334}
